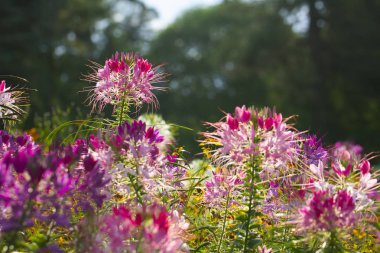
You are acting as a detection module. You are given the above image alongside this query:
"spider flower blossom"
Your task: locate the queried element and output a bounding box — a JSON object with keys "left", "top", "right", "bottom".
{"left": 257, "top": 110, "right": 300, "bottom": 180}
{"left": 97, "top": 204, "right": 189, "bottom": 253}
{"left": 109, "top": 120, "right": 163, "bottom": 177}
{"left": 202, "top": 106, "right": 300, "bottom": 180}
{"left": 298, "top": 190, "right": 356, "bottom": 231}
{"left": 204, "top": 167, "right": 246, "bottom": 208}
{"left": 87, "top": 52, "right": 165, "bottom": 112}
{"left": 0, "top": 80, "right": 28, "bottom": 123}
{"left": 202, "top": 105, "right": 256, "bottom": 165}
{"left": 303, "top": 135, "right": 328, "bottom": 166}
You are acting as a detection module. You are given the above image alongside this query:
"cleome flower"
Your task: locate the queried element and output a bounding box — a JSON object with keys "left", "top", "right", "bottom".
{"left": 108, "top": 120, "right": 187, "bottom": 206}
{"left": 0, "top": 80, "right": 29, "bottom": 125}
{"left": 0, "top": 131, "right": 112, "bottom": 242}
{"left": 201, "top": 105, "right": 256, "bottom": 166}
{"left": 86, "top": 52, "right": 165, "bottom": 112}
{"left": 298, "top": 189, "right": 356, "bottom": 231}
{"left": 201, "top": 105, "right": 301, "bottom": 180}
{"left": 96, "top": 204, "right": 189, "bottom": 253}
{"left": 204, "top": 167, "right": 246, "bottom": 208}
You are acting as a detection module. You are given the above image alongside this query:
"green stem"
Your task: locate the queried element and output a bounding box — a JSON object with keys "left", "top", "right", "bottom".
{"left": 118, "top": 89, "right": 129, "bottom": 125}
{"left": 217, "top": 191, "right": 230, "bottom": 253}
{"left": 127, "top": 173, "right": 143, "bottom": 204}
{"left": 325, "top": 230, "right": 343, "bottom": 253}
{"left": 119, "top": 96, "right": 126, "bottom": 125}
{"left": 243, "top": 165, "right": 256, "bottom": 253}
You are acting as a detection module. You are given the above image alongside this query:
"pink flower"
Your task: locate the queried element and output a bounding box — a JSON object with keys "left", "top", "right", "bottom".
{"left": 0, "top": 80, "right": 27, "bottom": 122}
{"left": 202, "top": 106, "right": 257, "bottom": 165}
{"left": 204, "top": 168, "right": 246, "bottom": 207}
{"left": 226, "top": 113, "right": 239, "bottom": 130}
{"left": 234, "top": 105, "right": 251, "bottom": 123}
{"left": 86, "top": 52, "right": 165, "bottom": 112}
{"left": 298, "top": 190, "right": 356, "bottom": 231}
{"left": 98, "top": 204, "right": 188, "bottom": 253}
{"left": 257, "top": 245, "right": 272, "bottom": 253}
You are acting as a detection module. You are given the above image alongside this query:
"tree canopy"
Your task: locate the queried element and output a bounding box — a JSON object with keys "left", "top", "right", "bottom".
{"left": 0, "top": 0, "right": 155, "bottom": 125}
{"left": 148, "top": 0, "right": 380, "bottom": 152}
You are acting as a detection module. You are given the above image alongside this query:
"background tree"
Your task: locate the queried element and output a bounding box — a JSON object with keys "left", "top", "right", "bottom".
{"left": 0, "top": 0, "right": 156, "bottom": 126}
{"left": 149, "top": 0, "right": 380, "bottom": 153}
{"left": 148, "top": 0, "right": 313, "bottom": 152}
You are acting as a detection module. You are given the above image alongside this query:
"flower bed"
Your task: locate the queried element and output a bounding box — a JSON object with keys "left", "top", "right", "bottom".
{"left": 0, "top": 52, "right": 379, "bottom": 252}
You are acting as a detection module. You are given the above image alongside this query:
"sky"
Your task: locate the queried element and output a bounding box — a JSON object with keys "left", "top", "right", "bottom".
{"left": 143, "top": 0, "right": 221, "bottom": 30}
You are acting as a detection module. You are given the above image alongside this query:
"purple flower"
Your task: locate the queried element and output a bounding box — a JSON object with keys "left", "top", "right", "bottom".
{"left": 303, "top": 135, "right": 328, "bottom": 165}
{"left": 0, "top": 131, "right": 113, "bottom": 239}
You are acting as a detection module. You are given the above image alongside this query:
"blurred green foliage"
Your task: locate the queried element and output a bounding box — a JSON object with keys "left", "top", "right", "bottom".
{"left": 148, "top": 0, "right": 380, "bottom": 153}
{"left": 0, "top": 0, "right": 155, "bottom": 126}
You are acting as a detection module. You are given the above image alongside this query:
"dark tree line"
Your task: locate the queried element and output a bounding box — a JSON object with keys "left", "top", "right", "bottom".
{"left": 0, "top": 0, "right": 379, "bottom": 153}
{"left": 0, "top": 0, "right": 155, "bottom": 125}
{"left": 148, "top": 0, "right": 380, "bottom": 153}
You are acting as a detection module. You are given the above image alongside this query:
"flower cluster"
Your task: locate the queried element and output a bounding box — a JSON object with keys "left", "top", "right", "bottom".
{"left": 293, "top": 142, "right": 379, "bottom": 240}
{"left": 1, "top": 52, "right": 379, "bottom": 252}
{"left": 201, "top": 106, "right": 301, "bottom": 207}
{"left": 202, "top": 105, "right": 255, "bottom": 165}
{"left": 108, "top": 120, "right": 186, "bottom": 206}
{"left": 200, "top": 105, "right": 379, "bottom": 252}
{"left": 0, "top": 131, "right": 112, "bottom": 249}
{"left": 96, "top": 204, "right": 189, "bottom": 253}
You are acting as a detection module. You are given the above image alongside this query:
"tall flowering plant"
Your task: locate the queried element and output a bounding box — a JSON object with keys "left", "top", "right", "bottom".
{"left": 200, "top": 106, "right": 303, "bottom": 252}
{"left": 199, "top": 105, "right": 379, "bottom": 252}
{"left": 86, "top": 52, "right": 165, "bottom": 124}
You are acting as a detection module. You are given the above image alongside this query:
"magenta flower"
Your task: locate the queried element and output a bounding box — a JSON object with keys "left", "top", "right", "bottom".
{"left": 97, "top": 204, "right": 189, "bottom": 253}
{"left": 331, "top": 160, "right": 352, "bottom": 177}
{"left": 86, "top": 52, "right": 165, "bottom": 112}
{"left": 298, "top": 190, "right": 356, "bottom": 231}
{"left": 110, "top": 120, "right": 163, "bottom": 162}
{"left": 202, "top": 105, "right": 257, "bottom": 165}
{"left": 359, "top": 160, "right": 371, "bottom": 175}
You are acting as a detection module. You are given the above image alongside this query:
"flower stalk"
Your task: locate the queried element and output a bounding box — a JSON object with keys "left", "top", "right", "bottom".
{"left": 217, "top": 190, "right": 230, "bottom": 253}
